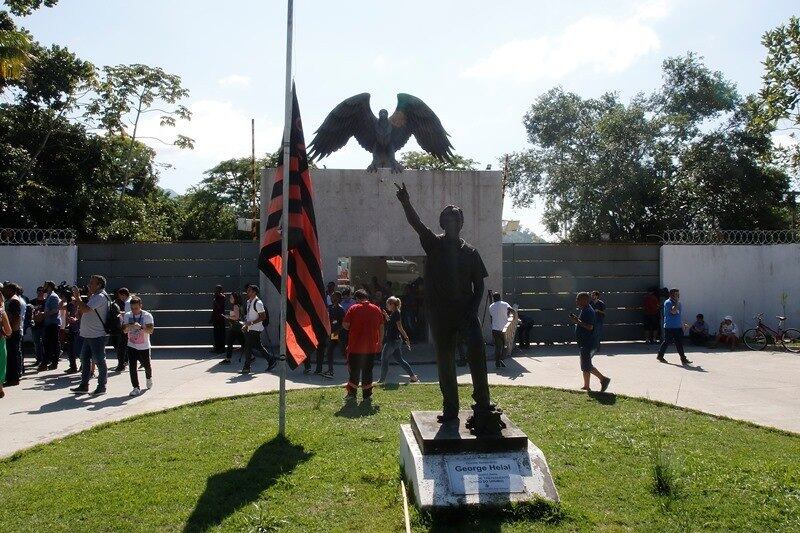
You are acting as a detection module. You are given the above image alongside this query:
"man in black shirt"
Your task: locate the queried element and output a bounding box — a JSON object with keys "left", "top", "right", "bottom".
{"left": 315, "top": 291, "right": 345, "bottom": 378}
{"left": 396, "top": 183, "right": 495, "bottom": 429}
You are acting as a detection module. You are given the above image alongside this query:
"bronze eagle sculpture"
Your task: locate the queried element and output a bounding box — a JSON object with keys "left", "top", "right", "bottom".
{"left": 308, "top": 93, "right": 454, "bottom": 173}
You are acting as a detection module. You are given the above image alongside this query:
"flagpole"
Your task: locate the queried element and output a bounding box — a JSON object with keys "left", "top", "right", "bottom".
{"left": 279, "top": 0, "right": 294, "bottom": 437}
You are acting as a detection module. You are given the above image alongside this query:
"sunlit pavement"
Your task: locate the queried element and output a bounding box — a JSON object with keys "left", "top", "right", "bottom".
{"left": 2, "top": 343, "right": 798, "bottom": 457}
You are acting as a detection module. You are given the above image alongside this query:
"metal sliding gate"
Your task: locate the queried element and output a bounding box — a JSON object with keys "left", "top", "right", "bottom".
{"left": 77, "top": 241, "right": 260, "bottom": 346}
{"left": 503, "top": 244, "right": 660, "bottom": 343}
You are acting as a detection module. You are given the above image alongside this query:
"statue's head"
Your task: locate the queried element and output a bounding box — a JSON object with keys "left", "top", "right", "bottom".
{"left": 378, "top": 109, "right": 388, "bottom": 119}
{"left": 439, "top": 205, "right": 464, "bottom": 238}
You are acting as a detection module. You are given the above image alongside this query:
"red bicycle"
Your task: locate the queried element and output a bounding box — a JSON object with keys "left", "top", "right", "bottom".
{"left": 742, "top": 314, "right": 800, "bottom": 353}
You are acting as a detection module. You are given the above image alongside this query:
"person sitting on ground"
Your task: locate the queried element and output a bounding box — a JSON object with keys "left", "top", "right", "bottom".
{"left": 712, "top": 316, "right": 739, "bottom": 350}
{"left": 377, "top": 296, "right": 418, "bottom": 385}
{"left": 689, "top": 313, "right": 709, "bottom": 345}
{"left": 122, "top": 296, "right": 155, "bottom": 397}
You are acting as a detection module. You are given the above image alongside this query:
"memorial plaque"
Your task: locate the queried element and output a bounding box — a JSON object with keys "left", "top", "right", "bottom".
{"left": 445, "top": 458, "right": 525, "bottom": 495}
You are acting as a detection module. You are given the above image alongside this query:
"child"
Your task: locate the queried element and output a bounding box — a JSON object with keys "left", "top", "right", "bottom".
{"left": 689, "top": 314, "right": 709, "bottom": 345}
{"left": 570, "top": 292, "right": 611, "bottom": 392}
{"left": 122, "top": 296, "right": 155, "bottom": 396}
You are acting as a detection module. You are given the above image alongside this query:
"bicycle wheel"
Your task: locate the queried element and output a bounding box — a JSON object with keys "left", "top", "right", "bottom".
{"left": 743, "top": 328, "right": 767, "bottom": 351}
{"left": 781, "top": 328, "right": 800, "bottom": 353}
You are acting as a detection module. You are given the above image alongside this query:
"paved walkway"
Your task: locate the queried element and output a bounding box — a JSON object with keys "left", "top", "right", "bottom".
{"left": 2, "top": 343, "right": 799, "bottom": 457}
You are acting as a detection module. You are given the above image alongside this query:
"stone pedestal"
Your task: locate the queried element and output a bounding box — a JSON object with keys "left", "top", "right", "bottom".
{"left": 400, "top": 411, "right": 559, "bottom": 509}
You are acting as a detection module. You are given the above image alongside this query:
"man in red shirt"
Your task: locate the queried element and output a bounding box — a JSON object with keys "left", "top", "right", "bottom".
{"left": 343, "top": 289, "right": 384, "bottom": 402}
{"left": 642, "top": 288, "right": 661, "bottom": 344}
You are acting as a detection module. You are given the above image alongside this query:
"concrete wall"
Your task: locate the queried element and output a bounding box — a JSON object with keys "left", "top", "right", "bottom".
{"left": 261, "top": 168, "right": 504, "bottom": 342}
{"left": 0, "top": 245, "right": 78, "bottom": 296}
{"left": 661, "top": 245, "right": 800, "bottom": 332}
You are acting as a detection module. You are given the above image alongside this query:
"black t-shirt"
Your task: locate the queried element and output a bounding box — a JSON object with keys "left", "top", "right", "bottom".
{"left": 419, "top": 229, "right": 488, "bottom": 308}
{"left": 328, "top": 303, "right": 345, "bottom": 335}
{"left": 385, "top": 309, "right": 402, "bottom": 342}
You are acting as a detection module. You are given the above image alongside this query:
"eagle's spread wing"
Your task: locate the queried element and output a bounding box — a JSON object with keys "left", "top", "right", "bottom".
{"left": 389, "top": 93, "right": 454, "bottom": 162}
{"left": 308, "top": 93, "right": 377, "bottom": 160}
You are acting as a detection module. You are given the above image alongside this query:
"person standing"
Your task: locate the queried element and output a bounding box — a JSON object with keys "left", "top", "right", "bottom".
{"left": 570, "top": 292, "right": 611, "bottom": 392}
{"left": 219, "top": 292, "right": 244, "bottom": 365}
{"left": 0, "top": 284, "right": 13, "bottom": 398}
{"left": 590, "top": 290, "right": 606, "bottom": 353}
{"left": 2, "top": 283, "right": 24, "bottom": 385}
{"left": 378, "top": 296, "right": 418, "bottom": 384}
{"left": 241, "top": 285, "right": 276, "bottom": 374}
{"left": 123, "top": 296, "right": 155, "bottom": 396}
{"left": 70, "top": 275, "right": 110, "bottom": 396}
{"left": 340, "top": 287, "right": 355, "bottom": 312}
{"left": 105, "top": 289, "right": 125, "bottom": 372}
{"left": 657, "top": 288, "right": 692, "bottom": 365}
{"left": 30, "top": 286, "right": 46, "bottom": 368}
{"left": 63, "top": 291, "right": 81, "bottom": 374}
{"left": 488, "top": 292, "right": 512, "bottom": 368}
{"left": 643, "top": 288, "right": 660, "bottom": 344}
{"left": 211, "top": 285, "right": 226, "bottom": 355}
{"left": 342, "top": 289, "right": 384, "bottom": 402}
{"left": 315, "top": 291, "right": 345, "bottom": 378}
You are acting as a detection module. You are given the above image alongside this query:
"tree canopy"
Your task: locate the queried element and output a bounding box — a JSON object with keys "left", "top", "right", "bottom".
{"left": 400, "top": 150, "right": 478, "bottom": 171}
{"left": 507, "top": 53, "right": 792, "bottom": 242}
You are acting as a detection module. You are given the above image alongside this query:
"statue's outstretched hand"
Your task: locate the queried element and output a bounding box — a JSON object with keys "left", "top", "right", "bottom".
{"left": 394, "top": 182, "right": 410, "bottom": 204}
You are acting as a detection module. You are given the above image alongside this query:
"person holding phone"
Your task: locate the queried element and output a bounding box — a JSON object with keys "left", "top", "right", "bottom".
{"left": 657, "top": 288, "right": 692, "bottom": 365}
{"left": 122, "top": 295, "right": 155, "bottom": 397}
{"left": 570, "top": 292, "right": 610, "bottom": 393}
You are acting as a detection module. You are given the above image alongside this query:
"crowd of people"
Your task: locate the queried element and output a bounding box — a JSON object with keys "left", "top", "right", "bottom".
{"left": 0, "top": 275, "right": 156, "bottom": 399}
{"left": 0, "top": 271, "right": 746, "bottom": 403}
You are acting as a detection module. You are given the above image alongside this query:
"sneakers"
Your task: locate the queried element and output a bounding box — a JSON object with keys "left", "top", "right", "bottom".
{"left": 91, "top": 387, "right": 106, "bottom": 396}
{"left": 266, "top": 359, "right": 277, "bottom": 372}
{"left": 47, "top": 363, "right": 58, "bottom": 370}
{"left": 409, "top": 375, "right": 419, "bottom": 383}
{"left": 146, "top": 378, "right": 153, "bottom": 389}
{"left": 37, "top": 364, "right": 48, "bottom": 372}
{"left": 129, "top": 387, "right": 141, "bottom": 397}
{"left": 600, "top": 377, "right": 611, "bottom": 392}
{"left": 114, "top": 365, "right": 126, "bottom": 372}
{"left": 63, "top": 366, "right": 78, "bottom": 374}
{"left": 71, "top": 384, "right": 90, "bottom": 394}
{"left": 219, "top": 359, "right": 231, "bottom": 365}
{"left": 241, "top": 366, "right": 252, "bottom": 374}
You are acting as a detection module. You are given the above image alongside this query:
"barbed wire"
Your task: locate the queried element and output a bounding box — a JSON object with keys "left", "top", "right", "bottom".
{"left": 662, "top": 229, "right": 800, "bottom": 245}
{"left": 0, "top": 228, "right": 76, "bottom": 246}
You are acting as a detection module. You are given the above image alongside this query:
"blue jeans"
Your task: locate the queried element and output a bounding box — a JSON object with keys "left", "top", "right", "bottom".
{"left": 80, "top": 336, "right": 108, "bottom": 389}
{"left": 32, "top": 327, "right": 45, "bottom": 364}
{"left": 379, "top": 339, "right": 415, "bottom": 382}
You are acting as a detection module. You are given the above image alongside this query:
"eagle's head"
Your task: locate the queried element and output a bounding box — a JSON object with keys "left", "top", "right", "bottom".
{"left": 378, "top": 109, "right": 388, "bottom": 120}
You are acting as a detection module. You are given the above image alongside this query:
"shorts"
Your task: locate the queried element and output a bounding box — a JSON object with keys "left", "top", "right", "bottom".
{"left": 579, "top": 345, "right": 594, "bottom": 372}
{"left": 643, "top": 315, "right": 659, "bottom": 330}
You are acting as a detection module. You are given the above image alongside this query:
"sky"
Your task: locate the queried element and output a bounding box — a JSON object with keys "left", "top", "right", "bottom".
{"left": 13, "top": 0, "right": 800, "bottom": 239}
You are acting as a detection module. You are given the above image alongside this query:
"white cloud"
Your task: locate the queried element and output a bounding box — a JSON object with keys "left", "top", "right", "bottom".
{"left": 462, "top": 2, "right": 671, "bottom": 83}
{"left": 137, "top": 99, "right": 282, "bottom": 163}
{"left": 217, "top": 74, "right": 252, "bottom": 89}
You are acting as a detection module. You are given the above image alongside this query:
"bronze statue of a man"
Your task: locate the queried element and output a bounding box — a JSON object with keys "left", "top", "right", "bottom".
{"left": 395, "top": 183, "right": 503, "bottom": 434}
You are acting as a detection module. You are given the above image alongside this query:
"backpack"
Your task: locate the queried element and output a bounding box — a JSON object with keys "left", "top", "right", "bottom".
{"left": 23, "top": 303, "right": 34, "bottom": 333}
{"left": 93, "top": 295, "right": 122, "bottom": 335}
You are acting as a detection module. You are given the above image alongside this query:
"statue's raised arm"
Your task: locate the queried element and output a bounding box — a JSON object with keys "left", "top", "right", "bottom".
{"left": 394, "top": 182, "right": 433, "bottom": 239}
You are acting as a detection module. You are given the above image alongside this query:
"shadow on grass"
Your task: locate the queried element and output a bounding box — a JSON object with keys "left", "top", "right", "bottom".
{"left": 587, "top": 391, "right": 617, "bottom": 405}
{"left": 182, "top": 435, "right": 312, "bottom": 533}
{"left": 334, "top": 400, "right": 381, "bottom": 418}
{"left": 418, "top": 498, "right": 564, "bottom": 532}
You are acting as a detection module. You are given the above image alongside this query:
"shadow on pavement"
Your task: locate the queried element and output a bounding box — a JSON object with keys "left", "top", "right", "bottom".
{"left": 661, "top": 361, "right": 708, "bottom": 373}
{"left": 182, "top": 435, "right": 312, "bottom": 533}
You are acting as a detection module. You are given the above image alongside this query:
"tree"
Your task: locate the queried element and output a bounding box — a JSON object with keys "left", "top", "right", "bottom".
{"left": 752, "top": 16, "right": 800, "bottom": 175}
{"left": 400, "top": 150, "right": 478, "bottom": 171}
{"left": 0, "top": 12, "right": 33, "bottom": 86}
{"left": 507, "top": 54, "right": 791, "bottom": 241}
{"left": 86, "top": 64, "right": 194, "bottom": 199}
{"left": 4, "top": 0, "right": 59, "bottom": 17}
{"left": 178, "top": 154, "right": 279, "bottom": 240}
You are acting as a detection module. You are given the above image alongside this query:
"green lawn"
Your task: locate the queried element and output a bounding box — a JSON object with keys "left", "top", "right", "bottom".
{"left": 1, "top": 385, "right": 799, "bottom": 532}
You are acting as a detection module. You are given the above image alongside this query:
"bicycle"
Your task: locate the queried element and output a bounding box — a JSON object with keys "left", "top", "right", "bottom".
{"left": 742, "top": 313, "right": 800, "bottom": 353}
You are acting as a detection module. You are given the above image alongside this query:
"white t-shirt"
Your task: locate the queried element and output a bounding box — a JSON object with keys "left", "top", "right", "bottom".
{"left": 124, "top": 310, "right": 155, "bottom": 350}
{"left": 80, "top": 290, "right": 109, "bottom": 339}
{"left": 489, "top": 301, "right": 511, "bottom": 331}
{"left": 245, "top": 297, "right": 266, "bottom": 332}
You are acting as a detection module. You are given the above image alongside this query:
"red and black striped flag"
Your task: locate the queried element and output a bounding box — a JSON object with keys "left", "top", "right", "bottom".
{"left": 259, "top": 85, "right": 330, "bottom": 369}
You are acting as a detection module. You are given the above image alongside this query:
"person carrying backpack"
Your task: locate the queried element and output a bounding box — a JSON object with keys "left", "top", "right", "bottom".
{"left": 69, "top": 275, "right": 111, "bottom": 396}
